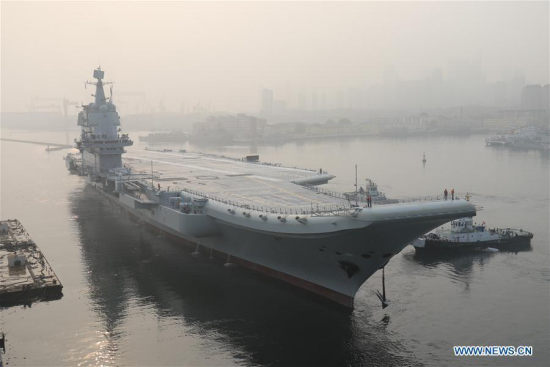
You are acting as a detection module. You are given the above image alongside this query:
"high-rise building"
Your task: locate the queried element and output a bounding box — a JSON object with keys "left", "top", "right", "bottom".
{"left": 261, "top": 89, "right": 273, "bottom": 114}
{"left": 297, "top": 93, "right": 306, "bottom": 110}
{"left": 541, "top": 85, "right": 549, "bottom": 111}
{"left": 521, "top": 85, "right": 542, "bottom": 110}
{"left": 273, "top": 100, "right": 287, "bottom": 114}
{"left": 431, "top": 68, "right": 443, "bottom": 84}
{"left": 336, "top": 91, "right": 346, "bottom": 109}
{"left": 311, "top": 93, "right": 319, "bottom": 110}
{"left": 194, "top": 114, "right": 267, "bottom": 139}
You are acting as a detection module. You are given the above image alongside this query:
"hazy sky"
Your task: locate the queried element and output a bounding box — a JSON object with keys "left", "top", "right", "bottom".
{"left": 1, "top": 1, "right": 548, "bottom": 113}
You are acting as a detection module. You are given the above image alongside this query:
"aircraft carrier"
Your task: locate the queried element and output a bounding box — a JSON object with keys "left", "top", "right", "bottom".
{"left": 66, "top": 68, "right": 477, "bottom": 308}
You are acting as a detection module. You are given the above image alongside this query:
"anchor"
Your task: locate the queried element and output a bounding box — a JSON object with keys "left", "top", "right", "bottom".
{"left": 375, "top": 266, "right": 389, "bottom": 309}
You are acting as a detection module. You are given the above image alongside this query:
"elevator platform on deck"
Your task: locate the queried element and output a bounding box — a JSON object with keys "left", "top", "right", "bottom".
{"left": 0, "top": 219, "right": 62, "bottom": 306}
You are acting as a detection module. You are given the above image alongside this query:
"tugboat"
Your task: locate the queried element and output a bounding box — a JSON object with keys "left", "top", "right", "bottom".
{"left": 485, "top": 135, "right": 509, "bottom": 146}
{"left": 344, "top": 178, "right": 399, "bottom": 204}
{"left": 413, "top": 217, "right": 533, "bottom": 252}
{"left": 486, "top": 126, "right": 550, "bottom": 150}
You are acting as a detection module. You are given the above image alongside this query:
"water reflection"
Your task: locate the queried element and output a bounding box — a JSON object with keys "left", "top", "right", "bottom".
{"left": 403, "top": 243, "right": 532, "bottom": 281}
{"left": 70, "top": 185, "right": 416, "bottom": 366}
{"left": 408, "top": 250, "right": 496, "bottom": 277}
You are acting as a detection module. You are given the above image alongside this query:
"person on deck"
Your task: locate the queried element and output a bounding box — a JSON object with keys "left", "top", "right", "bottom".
{"left": 451, "top": 189, "right": 455, "bottom": 200}
{"left": 444, "top": 189, "right": 448, "bottom": 200}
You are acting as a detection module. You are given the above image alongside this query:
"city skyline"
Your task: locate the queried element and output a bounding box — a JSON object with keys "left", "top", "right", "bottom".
{"left": 1, "top": 1, "right": 548, "bottom": 114}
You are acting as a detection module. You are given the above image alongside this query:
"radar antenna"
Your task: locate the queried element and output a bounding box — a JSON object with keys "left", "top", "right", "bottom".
{"left": 84, "top": 67, "right": 112, "bottom": 104}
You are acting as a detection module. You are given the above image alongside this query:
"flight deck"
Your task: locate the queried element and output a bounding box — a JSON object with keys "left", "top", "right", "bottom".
{"left": 122, "top": 149, "right": 352, "bottom": 213}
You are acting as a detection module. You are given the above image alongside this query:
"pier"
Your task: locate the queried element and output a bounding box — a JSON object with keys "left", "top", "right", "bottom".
{"left": 0, "top": 219, "right": 62, "bottom": 305}
{"left": 0, "top": 138, "right": 72, "bottom": 149}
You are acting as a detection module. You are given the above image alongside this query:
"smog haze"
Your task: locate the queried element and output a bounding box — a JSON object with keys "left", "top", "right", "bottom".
{"left": 1, "top": 1, "right": 548, "bottom": 114}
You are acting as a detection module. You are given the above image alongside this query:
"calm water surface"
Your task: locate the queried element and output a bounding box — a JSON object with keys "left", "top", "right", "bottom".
{"left": 1, "top": 129, "right": 549, "bottom": 366}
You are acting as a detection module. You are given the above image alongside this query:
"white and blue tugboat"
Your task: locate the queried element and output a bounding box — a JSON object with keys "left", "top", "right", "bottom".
{"left": 413, "top": 217, "right": 533, "bottom": 252}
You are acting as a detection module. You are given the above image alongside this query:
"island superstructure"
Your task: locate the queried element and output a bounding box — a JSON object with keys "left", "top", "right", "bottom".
{"left": 66, "top": 68, "right": 477, "bottom": 308}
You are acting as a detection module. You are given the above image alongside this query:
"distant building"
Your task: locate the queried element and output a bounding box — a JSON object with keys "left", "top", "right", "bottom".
{"left": 520, "top": 84, "right": 550, "bottom": 126}
{"left": 194, "top": 114, "right": 267, "bottom": 139}
{"left": 521, "top": 85, "right": 542, "bottom": 110}
{"left": 542, "top": 85, "right": 549, "bottom": 111}
{"left": 348, "top": 88, "right": 362, "bottom": 109}
{"left": 273, "top": 100, "right": 287, "bottom": 114}
{"left": 483, "top": 117, "right": 528, "bottom": 131}
{"left": 336, "top": 91, "right": 346, "bottom": 109}
{"left": 311, "top": 93, "right": 319, "bottom": 110}
{"left": 297, "top": 93, "right": 306, "bottom": 110}
{"left": 431, "top": 68, "right": 443, "bottom": 84}
{"left": 261, "top": 89, "right": 273, "bottom": 115}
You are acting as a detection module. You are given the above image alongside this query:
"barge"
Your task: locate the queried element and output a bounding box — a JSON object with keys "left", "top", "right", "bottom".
{"left": 0, "top": 220, "right": 63, "bottom": 305}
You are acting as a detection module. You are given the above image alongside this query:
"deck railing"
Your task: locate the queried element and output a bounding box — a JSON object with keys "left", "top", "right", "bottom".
{"left": 176, "top": 186, "right": 465, "bottom": 216}
{"left": 122, "top": 175, "right": 469, "bottom": 217}
{"left": 299, "top": 185, "right": 466, "bottom": 204}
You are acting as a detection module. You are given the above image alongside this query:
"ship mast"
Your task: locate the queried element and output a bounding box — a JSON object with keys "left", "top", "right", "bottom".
{"left": 85, "top": 67, "right": 112, "bottom": 105}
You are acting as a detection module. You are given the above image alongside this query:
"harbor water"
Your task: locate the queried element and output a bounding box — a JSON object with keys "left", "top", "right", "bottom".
{"left": 1, "top": 130, "right": 549, "bottom": 366}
